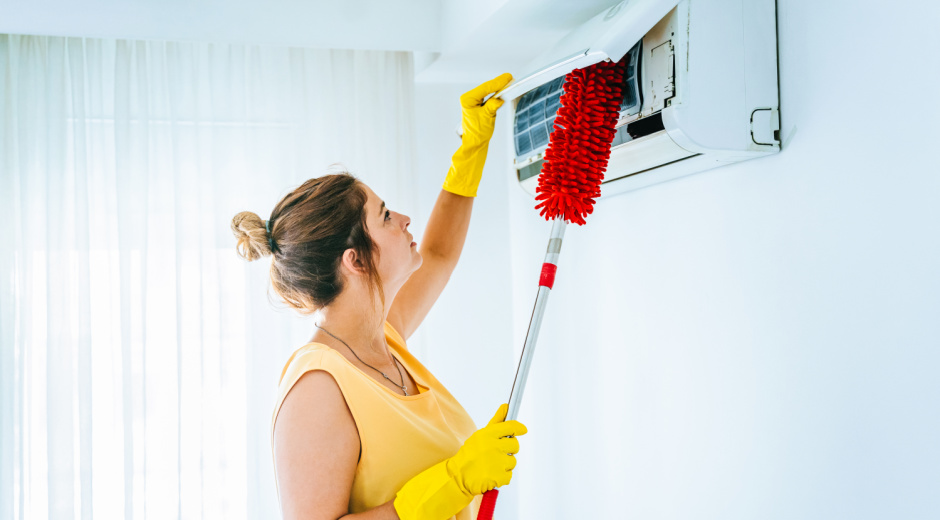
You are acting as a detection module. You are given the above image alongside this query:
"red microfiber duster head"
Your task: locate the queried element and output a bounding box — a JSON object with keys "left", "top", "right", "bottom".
{"left": 534, "top": 59, "right": 626, "bottom": 225}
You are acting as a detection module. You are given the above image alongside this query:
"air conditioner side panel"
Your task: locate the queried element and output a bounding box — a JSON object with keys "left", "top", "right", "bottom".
{"left": 743, "top": 0, "right": 781, "bottom": 147}
{"left": 669, "top": 0, "right": 779, "bottom": 153}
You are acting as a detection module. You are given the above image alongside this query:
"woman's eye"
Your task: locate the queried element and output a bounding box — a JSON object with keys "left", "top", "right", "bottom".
{"left": 384, "top": 210, "right": 391, "bottom": 221}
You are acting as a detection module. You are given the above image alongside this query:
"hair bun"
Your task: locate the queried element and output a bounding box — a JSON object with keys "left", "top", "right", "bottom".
{"left": 231, "top": 211, "right": 272, "bottom": 261}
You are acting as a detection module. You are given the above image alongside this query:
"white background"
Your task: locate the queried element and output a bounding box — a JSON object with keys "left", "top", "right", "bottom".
{"left": 3, "top": 0, "right": 939, "bottom": 517}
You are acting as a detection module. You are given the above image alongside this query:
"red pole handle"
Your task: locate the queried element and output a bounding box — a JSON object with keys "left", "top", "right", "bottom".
{"left": 478, "top": 488, "right": 498, "bottom": 520}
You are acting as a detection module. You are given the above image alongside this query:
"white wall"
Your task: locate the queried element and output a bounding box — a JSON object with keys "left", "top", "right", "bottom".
{"left": 420, "top": 0, "right": 940, "bottom": 518}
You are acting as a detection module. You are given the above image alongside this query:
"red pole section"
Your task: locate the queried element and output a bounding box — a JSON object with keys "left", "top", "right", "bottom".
{"left": 539, "top": 263, "right": 558, "bottom": 289}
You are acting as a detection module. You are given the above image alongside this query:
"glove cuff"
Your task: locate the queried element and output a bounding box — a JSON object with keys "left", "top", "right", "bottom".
{"left": 394, "top": 459, "right": 474, "bottom": 520}
{"left": 442, "top": 142, "right": 490, "bottom": 198}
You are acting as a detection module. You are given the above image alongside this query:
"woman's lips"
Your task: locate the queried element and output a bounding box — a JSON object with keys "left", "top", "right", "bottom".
{"left": 411, "top": 241, "right": 417, "bottom": 247}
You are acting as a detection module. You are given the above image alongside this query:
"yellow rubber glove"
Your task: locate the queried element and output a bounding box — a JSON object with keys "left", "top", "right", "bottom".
{"left": 393, "top": 403, "right": 527, "bottom": 520}
{"left": 442, "top": 73, "right": 514, "bottom": 197}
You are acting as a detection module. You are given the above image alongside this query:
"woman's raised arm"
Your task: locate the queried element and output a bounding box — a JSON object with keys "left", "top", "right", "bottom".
{"left": 388, "top": 73, "right": 513, "bottom": 340}
{"left": 388, "top": 190, "right": 473, "bottom": 340}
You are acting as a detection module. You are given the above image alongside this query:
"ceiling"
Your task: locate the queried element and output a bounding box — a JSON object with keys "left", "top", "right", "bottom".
{"left": 0, "top": 0, "right": 623, "bottom": 82}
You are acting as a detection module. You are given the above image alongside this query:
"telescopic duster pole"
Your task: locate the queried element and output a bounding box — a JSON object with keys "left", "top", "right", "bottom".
{"left": 476, "top": 217, "right": 564, "bottom": 520}
{"left": 506, "top": 216, "right": 566, "bottom": 422}
{"left": 477, "top": 57, "right": 624, "bottom": 520}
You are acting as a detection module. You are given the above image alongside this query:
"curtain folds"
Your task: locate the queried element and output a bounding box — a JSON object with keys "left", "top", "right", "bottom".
{"left": 0, "top": 34, "right": 417, "bottom": 519}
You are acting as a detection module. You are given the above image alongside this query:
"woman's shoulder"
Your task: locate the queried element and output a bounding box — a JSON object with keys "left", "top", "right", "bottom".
{"left": 276, "top": 366, "right": 351, "bottom": 433}
{"left": 272, "top": 343, "right": 357, "bottom": 439}
{"left": 277, "top": 343, "right": 347, "bottom": 391}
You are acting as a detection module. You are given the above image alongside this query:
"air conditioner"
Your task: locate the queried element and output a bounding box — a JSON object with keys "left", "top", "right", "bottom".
{"left": 499, "top": 0, "right": 780, "bottom": 198}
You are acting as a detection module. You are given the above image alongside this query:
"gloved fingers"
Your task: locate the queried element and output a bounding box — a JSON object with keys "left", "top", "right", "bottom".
{"left": 486, "top": 403, "right": 509, "bottom": 427}
{"left": 497, "top": 437, "right": 520, "bottom": 455}
{"left": 497, "top": 470, "right": 513, "bottom": 488}
{"left": 482, "top": 96, "right": 505, "bottom": 117}
{"left": 488, "top": 419, "right": 527, "bottom": 438}
{"left": 505, "top": 454, "right": 518, "bottom": 471}
{"left": 460, "top": 73, "right": 513, "bottom": 108}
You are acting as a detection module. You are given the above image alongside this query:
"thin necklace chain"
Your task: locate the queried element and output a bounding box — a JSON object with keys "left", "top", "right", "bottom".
{"left": 314, "top": 323, "right": 408, "bottom": 396}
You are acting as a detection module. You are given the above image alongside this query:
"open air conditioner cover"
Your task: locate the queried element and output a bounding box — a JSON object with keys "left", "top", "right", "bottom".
{"left": 496, "top": 0, "right": 680, "bottom": 101}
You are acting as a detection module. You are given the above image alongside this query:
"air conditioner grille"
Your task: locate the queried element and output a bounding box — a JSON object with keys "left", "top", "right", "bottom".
{"left": 513, "top": 79, "right": 565, "bottom": 159}
{"left": 513, "top": 40, "right": 644, "bottom": 164}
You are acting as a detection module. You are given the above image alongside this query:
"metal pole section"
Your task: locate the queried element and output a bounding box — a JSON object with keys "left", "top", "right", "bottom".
{"left": 506, "top": 216, "right": 567, "bottom": 421}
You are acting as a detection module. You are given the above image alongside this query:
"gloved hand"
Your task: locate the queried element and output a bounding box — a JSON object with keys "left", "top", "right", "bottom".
{"left": 393, "top": 403, "right": 527, "bottom": 520}
{"left": 442, "top": 73, "right": 513, "bottom": 197}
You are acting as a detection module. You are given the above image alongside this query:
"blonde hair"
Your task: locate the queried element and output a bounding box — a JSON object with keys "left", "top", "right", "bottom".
{"left": 231, "top": 211, "right": 273, "bottom": 261}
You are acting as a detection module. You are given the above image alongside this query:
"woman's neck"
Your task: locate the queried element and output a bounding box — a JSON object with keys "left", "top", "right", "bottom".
{"left": 312, "top": 282, "right": 393, "bottom": 366}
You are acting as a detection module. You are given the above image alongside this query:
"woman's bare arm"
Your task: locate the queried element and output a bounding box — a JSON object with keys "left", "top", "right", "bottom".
{"left": 274, "top": 371, "right": 407, "bottom": 519}
{"left": 274, "top": 370, "right": 370, "bottom": 519}
{"left": 387, "top": 190, "right": 473, "bottom": 341}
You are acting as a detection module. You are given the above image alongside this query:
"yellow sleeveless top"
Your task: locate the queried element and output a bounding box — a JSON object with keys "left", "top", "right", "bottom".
{"left": 271, "top": 321, "right": 482, "bottom": 519}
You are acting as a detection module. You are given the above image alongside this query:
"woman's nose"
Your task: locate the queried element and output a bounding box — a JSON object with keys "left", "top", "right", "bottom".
{"left": 401, "top": 213, "right": 411, "bottom": 229}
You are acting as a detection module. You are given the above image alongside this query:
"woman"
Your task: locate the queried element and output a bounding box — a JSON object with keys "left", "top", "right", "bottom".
{"left": 231, "top": 73, "right": 528, "bottom": 520}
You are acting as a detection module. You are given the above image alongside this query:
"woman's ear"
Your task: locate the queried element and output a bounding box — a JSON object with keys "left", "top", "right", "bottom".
{"left": 340, "top": 248, "right": 366, "bottom": 276}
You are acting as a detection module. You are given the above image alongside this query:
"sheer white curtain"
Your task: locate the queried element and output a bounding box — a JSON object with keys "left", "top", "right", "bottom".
{"left": 0, "top": 34, "right": 418, "bottom": 519}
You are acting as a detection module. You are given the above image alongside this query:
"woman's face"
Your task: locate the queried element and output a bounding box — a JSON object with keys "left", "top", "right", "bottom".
{"left": 359, "top": 183, "right": 422, "bottom": 286}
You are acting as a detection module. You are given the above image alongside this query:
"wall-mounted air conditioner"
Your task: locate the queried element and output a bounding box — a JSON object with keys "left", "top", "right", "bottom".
{"left": 499, "top": 0, "right": 780, "bottom": 198}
